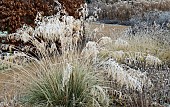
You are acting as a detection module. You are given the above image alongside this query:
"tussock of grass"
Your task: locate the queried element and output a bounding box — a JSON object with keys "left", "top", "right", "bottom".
{"left": 18, "top": 56, "right": 109, "bottom": 107}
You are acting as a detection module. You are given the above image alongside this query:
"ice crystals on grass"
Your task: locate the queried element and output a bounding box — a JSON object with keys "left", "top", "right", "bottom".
{"left": 115, "top": 38, "right": 129, "bottom": 49}
{"left": 146, "top": 54, "right": 162, "bottom": 66}
{"left": 98, "top": 36, "right": 112, "bottom": 47}
{"left": 81, "top": 41, "right": 99, "bottom": 61}
{"left": 101, "top": 58, "right": 152, "bottom": 91}
{"left": 62, "top": 63, "right": 73, "bottom": 88}
{"left": 20, "top": 32, "right": 31, "bottom": 43}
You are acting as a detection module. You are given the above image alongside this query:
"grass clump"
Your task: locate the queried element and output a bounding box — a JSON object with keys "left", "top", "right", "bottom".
{"left": 19, "top": 57, "right": 109, "bottom": 107}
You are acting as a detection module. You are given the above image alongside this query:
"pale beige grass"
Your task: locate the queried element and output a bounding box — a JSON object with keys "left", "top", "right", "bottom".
{"left": 0, "top": 70, "right": 16, "bottom": 102}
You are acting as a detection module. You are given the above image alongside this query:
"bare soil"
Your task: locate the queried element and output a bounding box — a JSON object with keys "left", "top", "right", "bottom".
{"left": 86, "top": 22, "right": 129, "bottom": 40}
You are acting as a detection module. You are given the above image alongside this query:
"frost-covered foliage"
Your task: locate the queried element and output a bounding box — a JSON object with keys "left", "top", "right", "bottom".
{"left": 34, "top": 15, "right": 83, "bottom": 42}
{"left": 1, "top": 1, "right": 170, "bottom": 107}
{"left": 98, "top": 27, "right": 170, "bottom": 66}
{"left": 5, "top": 9, "right": 86, "bottom": 57}
{"left": 0, "top": 1, "right": 89, "bottom": 57}
{"left": 93, "top": 29, "right": 170, "bottom": 106}
{"left": 146, "top": 54, "right": 162, "bottom": 66}
{"left": 99, "top": 58, "right": 152, "bottom": 91}
{"left": 81, "top": 41, "right": 99, "bottom": 62}
{"left": 114, "top": 38, "right": 129, "bottom": 50}
{"left": 111, "top": 50, "right": 125, "bottom": 61}
{"left": 88, "top": 0, "right": 170, "bottom": 23}
{"left": 98, "top": 36, "right": 112, "bottom": 46}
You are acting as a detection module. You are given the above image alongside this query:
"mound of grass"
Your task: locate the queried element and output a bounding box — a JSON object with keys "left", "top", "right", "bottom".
{"left": 19, "top": 57, "right": 109, "bottom": 107}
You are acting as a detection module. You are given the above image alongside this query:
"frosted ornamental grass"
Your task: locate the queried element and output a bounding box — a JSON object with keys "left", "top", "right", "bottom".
{"left": 81, "top": 41, "right": 99, "bottom": 59}
{"left": 101, "top": 58, "right": 152, "bottom": 91}
{"left": 114, "top": 38, "right": 129, "bottom": 50}
{"left": 145, "top": 54, "right": 162, "bottom": 66}
{"left": 98, "top": 36, "right": 112, "bottom": 47}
